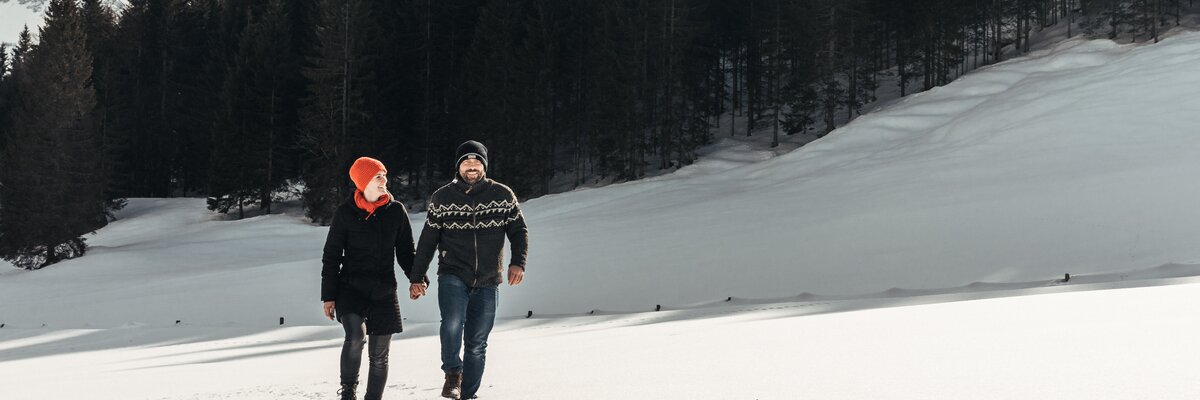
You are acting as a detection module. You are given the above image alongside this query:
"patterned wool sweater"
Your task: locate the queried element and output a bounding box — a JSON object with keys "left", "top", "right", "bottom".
{"left": 410, "top": 178, "right": 529, "bottom": 287}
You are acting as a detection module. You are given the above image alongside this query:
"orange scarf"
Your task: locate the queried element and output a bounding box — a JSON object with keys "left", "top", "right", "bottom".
{"left": 354, "top": 190, "right": 391, "bottom": 219}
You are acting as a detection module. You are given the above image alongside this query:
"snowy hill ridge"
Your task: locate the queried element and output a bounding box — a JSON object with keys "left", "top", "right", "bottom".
{"left": 4, "top": 30, "right": 1200, "bottom": 400}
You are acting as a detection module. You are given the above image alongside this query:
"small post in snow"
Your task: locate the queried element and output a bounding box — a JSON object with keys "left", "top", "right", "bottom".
{"left": 279, "top": 317, "right": 285, "bottom": 325}
{"left": 655, "top": 304, "right": 661, "bottom": 312}
{"left": 526, "top": 311, "right": 533, "bottom": 318}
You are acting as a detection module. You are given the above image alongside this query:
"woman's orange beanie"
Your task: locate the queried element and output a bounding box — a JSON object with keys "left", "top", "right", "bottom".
{"left": 349, "top": 157, "right": 387, "bottom": 192}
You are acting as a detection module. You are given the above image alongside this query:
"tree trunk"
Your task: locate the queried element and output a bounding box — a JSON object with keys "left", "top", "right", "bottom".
{"left": 731, "top": 45, "right": 738, "bottom": 136}
{"left": 419, "top": 0, "right": 431, "bottom": 195}
{"left": 771, "top": 1, "right": 780, "bottom": 148}
{"left": 264, "top": 87, "right": 276, "bottom": 214}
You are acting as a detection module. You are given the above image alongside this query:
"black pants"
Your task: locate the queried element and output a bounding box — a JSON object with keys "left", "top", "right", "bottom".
{"left": 340, "top": 313, "right": 392, "bottom": 400}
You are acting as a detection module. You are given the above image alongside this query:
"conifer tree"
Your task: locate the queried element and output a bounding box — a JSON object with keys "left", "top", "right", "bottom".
{"left": 209, "top": 0, "right": 296, "bottom": 218}
{"left": 80, "top": 0, "right": 125, "bottom": 214}
{"left": 299, "top": 0, "right": 375, "bottom": 224}
{"left": 0, "top": 0, "right": 112, "bottom": 269}
{"left": 0, "top": 43, "right": 11, "bottom": 150}
{"left": 108, "top": 0, "right": 172, "bottom": 197}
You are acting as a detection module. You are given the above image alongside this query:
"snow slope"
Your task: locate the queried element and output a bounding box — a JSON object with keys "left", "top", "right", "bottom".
{"left": 518, "top": 30, "right": 1200, "bottom": 315}
{"left": 4, "top": 28, "right": 1200, "bottom": 400}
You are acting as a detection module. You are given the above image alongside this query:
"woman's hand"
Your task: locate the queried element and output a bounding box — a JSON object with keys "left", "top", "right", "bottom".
{"left": 409, "top": 283, "right": 427, "bottom": 300}
{"left": 323, "top": 301, "right": 336, "bottom": 320}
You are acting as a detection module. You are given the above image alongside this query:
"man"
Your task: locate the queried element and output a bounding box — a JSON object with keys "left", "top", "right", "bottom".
{"left": 320, "top": 157, "right": 417, "bottom": 400}
{"left": 409, "top": 140, "right": 529, "bottom": 400}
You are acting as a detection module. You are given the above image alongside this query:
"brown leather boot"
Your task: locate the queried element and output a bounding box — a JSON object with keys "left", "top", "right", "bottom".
{"left": 441, "top": 371, "right": 463, "bottom": 399}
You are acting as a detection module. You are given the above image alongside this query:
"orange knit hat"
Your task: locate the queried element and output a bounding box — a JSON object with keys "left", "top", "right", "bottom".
{"left": 349, "top": 157, "right": 387, "bottom": 192}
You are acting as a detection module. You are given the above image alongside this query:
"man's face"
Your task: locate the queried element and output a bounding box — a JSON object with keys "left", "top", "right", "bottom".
{"left": 459, "top": 158, "right": 484, "bottom": 184}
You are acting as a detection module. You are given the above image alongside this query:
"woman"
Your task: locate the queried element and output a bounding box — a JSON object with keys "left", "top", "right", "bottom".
{"left": 320, "top": 156, "right": 424, "bottom": 400}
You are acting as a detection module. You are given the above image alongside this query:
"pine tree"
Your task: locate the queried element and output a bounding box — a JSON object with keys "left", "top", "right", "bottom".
{"left": 166, "top": 0, "right": 223, "bottom": 195}
{"left": 0, "top": 43, "right": 11, "bottom": 150}
{"left": 368, "top": 0, "right": 424, "bottom": 198}
{"left": 780, "top": 0, "right": 822, "bottom": 135}
{"left": 739, "top": 0, "right": 766, "bottom": 135}
{"left": 299, "top": 0, "right": 376, "bottom": 225}
{"left": 518, "top": 0, "right": 564, "bottom": 195}
{"left": 463, "top": 0, "right": 567, "bottom": 196}
{"left": 655, "top": 0, "right": 707, "bottom": 167}
{"left": 208, "top": 0, "right": 296, "bottom": 218}
{"left": 0, "top": 38, "right": 18, "bottom": 255}
{"left": 102, "top": 0, "right": 218, "bottom": 197}
{"left": 1081, "top": 0, "right": 1133, "bottom": 39}
{"left": 414, "top": 0, "right": 470, "bottom": 197}
{"left": 80, "top": 0, "right": 125, "bottom": 215}
{"left": 1, "top": 27, "right": 32, "bottom": 154}
{"left": 813, "top": 0, "right": 848, "bottom": 134}
{"left": 362, "top": 0, "right": 421, "bottom": 198}
{"left": 840, "top": 1, "right": 878, "bottom": 119}
{"left": 585, "top": 0, "right": 642, "bottom": 181}
{"left": 206, "top": 1, "right": 258, "bottom": 218}
{"left": 108, "top": 0, "right": 173, "bottom": 197}
{"left": 12, "top": 26, "right": 32, "bottom": 64}
{"left": 0, "top": 0, "right": 112, "bottom": 269}
{"left": 81, "top": 0, "right": 116, "bottom": 137}
{"left": 463, "top": 0, "right": 519, "bottom": 173}
{"left": 555, "top": 0, "right": 593, "bottom": 187}
{"left": 1130, "top": 0, "right": 1168, "bottom": 42}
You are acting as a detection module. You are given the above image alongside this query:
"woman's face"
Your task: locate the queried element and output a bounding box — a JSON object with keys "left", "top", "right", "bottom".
{"left": 363, "top": 172, "right": 388, "bottom": 200}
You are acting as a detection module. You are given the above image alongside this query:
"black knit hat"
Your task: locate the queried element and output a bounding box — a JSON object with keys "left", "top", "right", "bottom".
{"left": 455, "top": 140, "right": 488, "bottom": 171}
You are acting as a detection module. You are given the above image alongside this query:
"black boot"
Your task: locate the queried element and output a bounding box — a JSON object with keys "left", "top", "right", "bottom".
{"left": 441, "top": 371, "right": 463, "bottom": 399}
{"left": 337, "top": 381, "right": 358, "bottom": 400}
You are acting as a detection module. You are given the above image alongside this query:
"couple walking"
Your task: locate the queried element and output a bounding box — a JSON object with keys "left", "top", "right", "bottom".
{"left": 320, "top": 140, "right": 530, "bottom": 400}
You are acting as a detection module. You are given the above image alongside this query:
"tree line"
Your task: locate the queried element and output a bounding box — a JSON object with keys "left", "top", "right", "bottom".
{"left": 0, "top": 0, "right": 1191, "bottom": 269}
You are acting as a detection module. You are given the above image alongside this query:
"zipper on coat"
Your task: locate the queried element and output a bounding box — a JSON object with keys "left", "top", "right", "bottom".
{"left": 472, "top": 209, "right": 479, "bottom": 287}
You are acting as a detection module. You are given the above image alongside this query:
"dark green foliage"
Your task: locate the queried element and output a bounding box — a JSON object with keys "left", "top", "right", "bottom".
{"left": 298, "top": 0, "right": 377, "bottom": 225}
{"left": 0, "top": 0, "right": 114, "bottom": 269}
{"left": 208, "top": 0, "right": 299, "bottom": 218}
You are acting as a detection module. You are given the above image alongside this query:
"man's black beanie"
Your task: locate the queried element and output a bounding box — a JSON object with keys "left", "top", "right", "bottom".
{"left": 455, "top": 140, "right": 488, "bottom": 171}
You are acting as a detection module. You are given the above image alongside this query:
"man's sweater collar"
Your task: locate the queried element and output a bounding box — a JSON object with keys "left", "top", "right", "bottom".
{"left": 453, "top": 178, "right": 492, "bottom": 196}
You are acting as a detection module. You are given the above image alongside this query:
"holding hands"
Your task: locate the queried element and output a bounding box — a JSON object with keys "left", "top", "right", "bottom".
{"left": 405, "top": 266, "right": 522, "bottom": 301}
{"left": 410, "top": 283, "right": 428, "bottom": 300}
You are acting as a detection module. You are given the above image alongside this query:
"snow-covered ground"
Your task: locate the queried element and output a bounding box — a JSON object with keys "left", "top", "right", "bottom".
{"left": 5, "top": 27, "right": 1200, "bottom": 400}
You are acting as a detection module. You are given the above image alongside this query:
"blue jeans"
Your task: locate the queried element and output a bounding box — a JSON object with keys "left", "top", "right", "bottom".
{"left": 439, "top": 274, "right": 498, "bottom": 398}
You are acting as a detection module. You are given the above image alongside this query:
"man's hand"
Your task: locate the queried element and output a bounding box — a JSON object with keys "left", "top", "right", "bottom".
{"left": 323, "top": 301, "right": 336, "bottom": 321}
{"left": 409, "top": 283, "right": 428, "bottom": 300}
{"left": 507, "top": 265, "right": 525, "bottom": 286}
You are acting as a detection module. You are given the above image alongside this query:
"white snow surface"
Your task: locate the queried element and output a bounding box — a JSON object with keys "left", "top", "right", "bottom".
{"left": 5, "top": 30, "right": 1200, "bottom": 399}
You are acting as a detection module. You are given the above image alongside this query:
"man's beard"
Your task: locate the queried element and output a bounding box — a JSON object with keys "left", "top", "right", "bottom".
{"left": 462, "top": 170, "right": 484, "bottom": 184}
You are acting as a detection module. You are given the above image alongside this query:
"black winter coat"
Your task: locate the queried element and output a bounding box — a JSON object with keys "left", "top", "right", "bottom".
{"left": 410, "top": 178, "right": 529, "bottom": 288}
{"left": 321, "top": 196, "right": 416, "bottom": 334}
